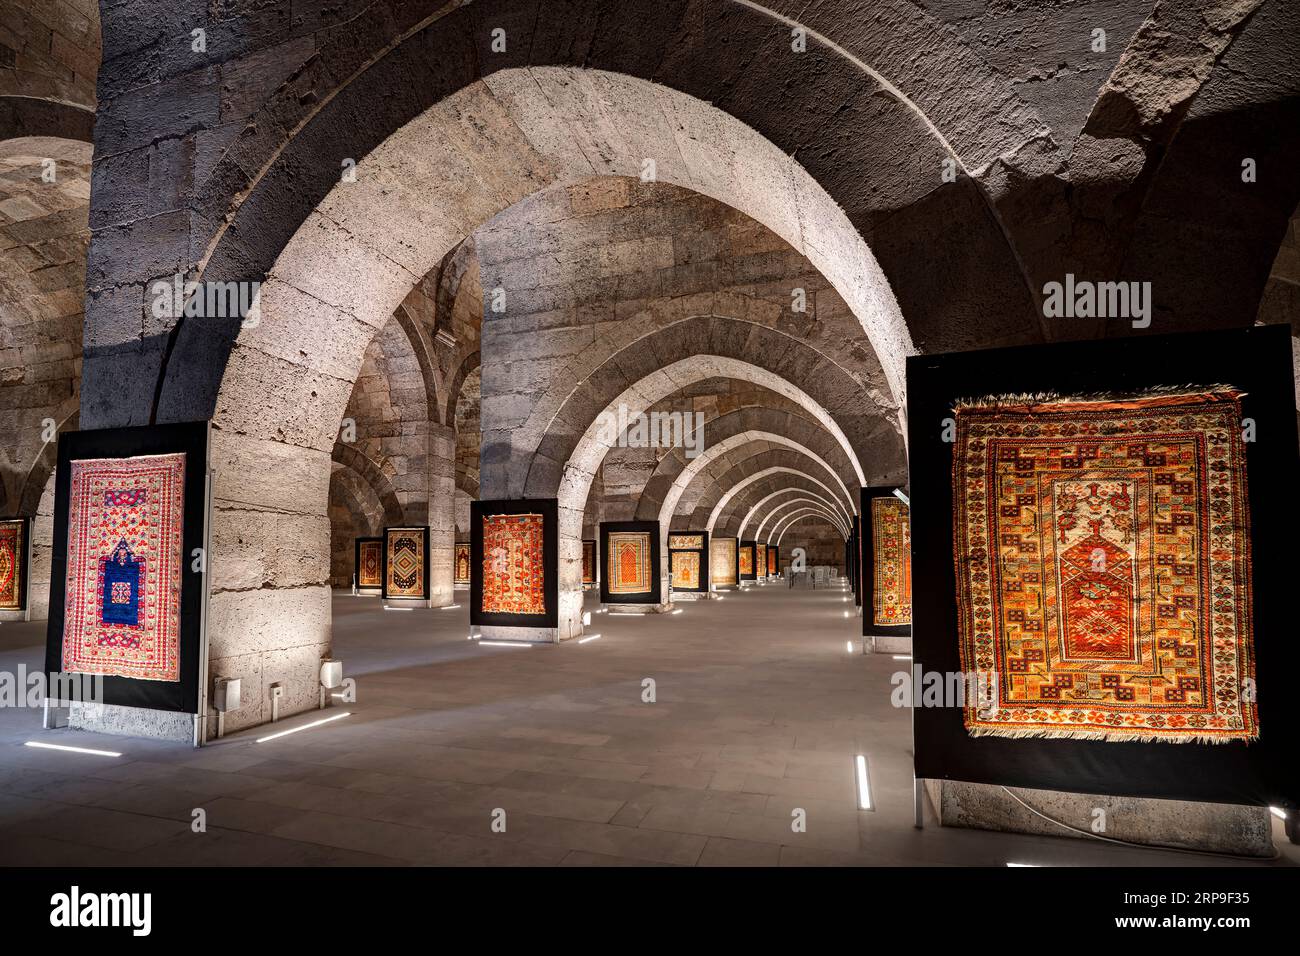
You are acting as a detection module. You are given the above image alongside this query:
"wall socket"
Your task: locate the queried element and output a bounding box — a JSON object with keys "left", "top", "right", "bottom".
{"left": 270, "top": 683, "right": 283, "bottom": 699}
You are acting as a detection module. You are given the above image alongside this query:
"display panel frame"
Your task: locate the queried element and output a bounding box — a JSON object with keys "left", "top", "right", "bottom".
{"left": 907, "top": 326, "right": 1298, "bottom": 807}
{"left": 861, "top": 487, "right": 911, "bottom": 638}
{"left": 381, "top": 526, "right": 431, "bottom": 601}
{"left": 599, "top": 520, "right": 661, "bottom": 604}
{"left": 44, "top": 422, "right": 209, "bottom": 715}
{"left": 354, "top": 536, "right": 383, "bottom": 591}
{"left": 471, "top": 498, "right": 558, "bottom": 628}
{"left": 0, "top": 515, "right": 30, "bottom": 612}
{"left": 667, "top": 530, "right": 709, "bottom": 593}
{"left": 738, "top": 539, "right": 757, "bottom": 581}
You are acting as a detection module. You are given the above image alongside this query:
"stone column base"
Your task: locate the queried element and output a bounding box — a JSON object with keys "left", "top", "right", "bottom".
{"left": 924, "top": 778, "right": 1274, "bottom": 858}
{"left": 480, "top": 625, "right": 558, "bottom": 643}
{"left": 604, "top": 602, "right": 672, "bottom": 614}
{"left": 670, "top": 591, "right": 710, "bottom": 601}
{"left": 870, "top": 634, "right": 911, "bottom": 654}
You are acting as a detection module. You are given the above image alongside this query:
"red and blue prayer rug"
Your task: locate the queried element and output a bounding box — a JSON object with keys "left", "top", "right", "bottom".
{"left": 482, "top": 514, "right": 545, "bottom": 614}
{"left": 952, "top": 388, "right": 1258, "bottom": 744}
{"left": 61, "top": 453, "right": 185, "bottom": 682}
{"left": 871, "top": 496, "right": 912, "bottom": 626}
{"left": 0, "top": 518, "right": 23, "bottom": 610}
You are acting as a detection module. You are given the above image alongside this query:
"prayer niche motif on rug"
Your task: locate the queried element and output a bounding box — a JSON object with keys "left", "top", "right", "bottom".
{"left": 582, "top": 540, "right": 596, "bottom": 584}
{"left": 0, "top": 518, "right": 24, "bottom": 611}
{"left": 871, "top": 497, "right": 912, "bottom": 627}
{"left": 711, "top": 538, "right": 737, "bottom": 586}
{"left": 454, "top": 543, "right": 471, "bottom": 585}
{"left": 952, "top": 388, "right": 1258, "bottom": 743}
{"left": 738, "top": 545, "right": 753, "bottom": 577}
{"left": 671, "top": 549, "right": 700, "bottom": 590}
{"left": 766, "top": 546, "right": 777, "bottom": 576}
{"left": 385, "top": 529, "right": 426, "bottom": 599}
{"left": 668, "top": 534, "right": 703, "bottom": 550}
{"left": 62, "top": 454, "right": 185, "bottom": 682}
{"left": 482, "top": 514, "right": 546, "bottom": 615}
{"left": 608, "top": 531, "right": 652, "bottom": 595}
{"left": 357, "top": 539, "right": 382, "bottom": 589}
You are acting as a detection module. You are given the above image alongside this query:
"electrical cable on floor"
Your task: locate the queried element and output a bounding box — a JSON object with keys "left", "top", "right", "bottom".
{"left": 998, "top": 786, "right": 1282, "bottom": 863}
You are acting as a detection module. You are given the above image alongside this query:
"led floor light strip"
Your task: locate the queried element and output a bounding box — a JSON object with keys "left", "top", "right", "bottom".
{"left": 855, "top": 754, "right": 874, "bottom": 810}
{"left": 25, "top": 741, "right": 121, "bottom": 758}
{"left": 480, "top": 640, "right": 533, "bottom": 647}
{"left": 578, "top": 634, "right": 602, "bottom": 644}
{"left": 256, "top": 711, "right": 351, "bottom": 743}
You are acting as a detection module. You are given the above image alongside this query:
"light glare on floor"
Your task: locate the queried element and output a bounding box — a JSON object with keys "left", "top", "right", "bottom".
{"left": 440, "top": 604, "right": 461, "bottom": 610}
{"left": 24, "top": 741, "right": 121, "bottom": 758}
{"left": 1270, "top": 806, "right": 1287, "bottom": 819}
{"left": 480, "top": 640, "right": 532, "bottom": 647}
{"left": 256, "top": 711, "right": 351, "bottom": 743}
{"left": 893, "top": 654, "right": 911, "bottom": 660}
{"left": 854, "top": 754, "right": 873, "bottom": 810}
{"left": 383, "top": 606, "right": 413, "bottom": 612}
{"left": 1006, "top": 862, "right": 1039, "bottom": 867}
{"left": 578, "top": 634, "right": 601, "bottom": 644}
{"left": 845, "top": 641, "right": 854, "bottom": 653}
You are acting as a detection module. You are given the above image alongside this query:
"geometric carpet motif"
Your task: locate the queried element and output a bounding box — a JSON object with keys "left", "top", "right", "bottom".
{"left": 357, "top": 539, "right": 382, "bottom": 589}
{"left": 871, "top": 496, "right": 912, "bottom": 626}
{"left": 766, "top": 546, "right": 777, "bottom": 576}
{"left": 953, "top": 388, "right": 1258, "bottom": 743}
{"left": 582, "top": 540, "right": 595, "bottom": 584}
{"left": 61, "top": 454, "right": 186, "bottom": 682}
{"left": 608, "top": 531, "right": 652, "bottom": 595}
{"left": 385, "top": 529, "right": 426, "bottom": 599}
{"left": 738, "top": 544, "right": 753, "bottom": 577}
{"left": 668, "top": 534, "right": 703, "bottom": 550}
{"left": 710, "top": 538, "right": 737, "bottom": 586}
{"left": 482, "top": 514, "right": 546, "bottom": 615}
{"left": 0, "top": 518, "right": 23, "bottom": 610}
{"left": 454, "top": 543, "right": 470, "bottom": 585}
{"left": 670, "top": 549, "right": 700, "bottom": 590}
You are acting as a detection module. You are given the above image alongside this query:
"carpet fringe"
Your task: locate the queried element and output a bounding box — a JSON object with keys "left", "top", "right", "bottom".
{"left": 967, "top": 726, "right": 1257, "bottom": 745}
{"left": 952, "top": 384, "right": 1244, "bottom": 414}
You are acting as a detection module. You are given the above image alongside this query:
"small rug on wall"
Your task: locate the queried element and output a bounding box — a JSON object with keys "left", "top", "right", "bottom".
{"left": 710, "top": 538, "right": 736, "bottom": 586}
{"left": 482, "top": 514, "right": 546, "bottom": 614}
{"left": 871, "top": 496, "right": 912, "bottom": 626}
{"left": 61, "top": 453, "right": 185, "bottom": 682}
{"left": 454, "top": 543, "right": 470, "bottom": 585}
{"left": 952, "top": 387, "right": 1258, "bottom": 744}
{"left": 385, "top": 530, "right": 426, "bottom": 598}
{"left": 608, "top": 531, "right": 652, "bottom": 595}
{"left": 671, "top": 549, "right": 700, "bottom": 589}
{"left": 582, "top": 540, "right": 595, "bottom": 585}
{"left": 358, "top": 539, "right": 382, "bottom": 589}
{"left": 0, "top": 518, "right": 22, "bottom": 610}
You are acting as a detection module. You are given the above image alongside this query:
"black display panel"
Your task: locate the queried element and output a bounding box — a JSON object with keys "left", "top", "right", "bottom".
{"left": 861, "top": 487, "right": 911, "bottom": 638}
{"left": 44, "top": 421, "right": 209, "bottom": 715}
{"left": 470, "top": 498, "right": 558, "bottom": 628}
{"left": 599, "top": 520, "right": 662, "bottom": 604}
{"left": 666, "top": 530, "right": 709, "bottom": 593}
{"left": 908, "top": 326, "right": 1298, "bottom": 808}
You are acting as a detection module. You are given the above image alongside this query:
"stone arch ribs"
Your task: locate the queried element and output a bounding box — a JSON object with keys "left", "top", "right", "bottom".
{"left": 632, "top": 404, "right": 858, "bottom": 523}
{"left": 329, "top": 445, "right": 404, "bottom": 529}
{"left": 745, "top": 488, "right": 845, "bottom": 542}
{"left": 709, "top": 468, "right": 851, "bottom": 540}
{"left": 704, "top": 466, "right": 846, "bottom": 537}
{"left": 744, "top": 492, "right": 849, "bottom": 542}
{"left": 772, "top": 506, "right": 847, "bottom": 544}
{"left": 776, "top": 509, "right": 847, "bottom": 546}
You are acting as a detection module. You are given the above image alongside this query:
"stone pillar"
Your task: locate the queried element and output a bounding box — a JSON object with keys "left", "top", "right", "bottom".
{"left": 428, "top": 423, "right": 456, "bottom": 606}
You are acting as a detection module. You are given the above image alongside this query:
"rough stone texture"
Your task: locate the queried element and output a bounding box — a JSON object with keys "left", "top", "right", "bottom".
{"left": 926, "top": 778, "right": 1274, "bottom": 858}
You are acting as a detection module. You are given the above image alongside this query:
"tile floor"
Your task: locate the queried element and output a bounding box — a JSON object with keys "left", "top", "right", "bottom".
{"left": 0, "top": 583, "right": 1294, "bottom": 866}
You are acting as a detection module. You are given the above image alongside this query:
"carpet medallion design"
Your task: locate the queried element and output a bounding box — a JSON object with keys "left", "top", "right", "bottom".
{"left": 385, "top": 529, "right": 426, "bottom": 598}
{"left": 454, "top": 543, "right": 470, "bottom": 585}
{"left": 482, "top": 514, "right": 546, "bottom": 615}
{"left": 711, "top": 538, "right": 737, "bottom": 586}
{"left": 0, "top": 519, "right": 22, "bottom": 610}
{"left": 671, "top": 549, "right": 700, "bottom": 590}
{"left": 358, "top": 539, "right": 382, "bottom": 589}
{"left": 952, "top": 388, "right": 1257, "bottom": 743}
{"left": 871, "top": 497, "right": 912, "bottom": 627}
{"left": 62, "top": 454, "right": 185, "bottom": 682}
{"left": 608, "top": 531, "right": 652, "bottom": 595}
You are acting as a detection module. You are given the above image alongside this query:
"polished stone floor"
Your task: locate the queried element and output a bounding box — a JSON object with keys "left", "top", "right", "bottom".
{"left": 0, "top": 584, "right": 1294, "bottom": 866}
